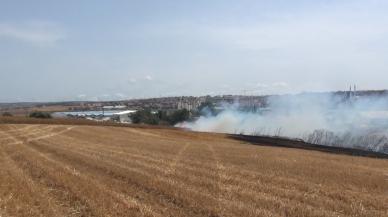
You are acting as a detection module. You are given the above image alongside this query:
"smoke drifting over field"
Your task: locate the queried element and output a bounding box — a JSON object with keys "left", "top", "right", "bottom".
{"left": 180, "top": 93, "right": 388, "bottom": 153}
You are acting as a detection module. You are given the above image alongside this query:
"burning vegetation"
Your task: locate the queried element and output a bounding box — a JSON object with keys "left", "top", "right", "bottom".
{"left": 181, "top": 90, "right": 388, "bottom": 154}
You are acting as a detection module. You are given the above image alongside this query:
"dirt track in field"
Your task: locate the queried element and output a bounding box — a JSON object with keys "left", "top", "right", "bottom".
{"left": 0, "top": 124, "right": 387, "bottom": 217}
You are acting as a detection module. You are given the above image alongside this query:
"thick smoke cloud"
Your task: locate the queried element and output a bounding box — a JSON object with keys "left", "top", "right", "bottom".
{"left": 180, "top": 93, "right": 388, "bottom": 153}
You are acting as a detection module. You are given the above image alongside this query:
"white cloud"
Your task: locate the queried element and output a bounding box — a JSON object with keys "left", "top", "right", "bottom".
{"left": 145, "top": 75, "right": 153, "bottom": 81}
{"left": 129, "top": 78, "right": 137, "bottom": 83}
{"left": 206, "top": 11, "right": 388, "bottom": 55}
{"left": 0, "top": 21, "right": 66, "bottom": 46}
{"left": 239, "top": 81, "right": 291, "bottom": 95}
{"left": 256, "top": 83, "right": 269, "bottom": 89}
{"left": 89, "top": 96, "right": 99, "bottom": 101}
{"left": 115, "top": 93, "right": 126, "bottom": 99}
{"left": 143, "top": 1, "right": 388, "bottom": 65}
{"left": 272, "top": 82, "right": 288, "bottom": 88}
{"left": 77, "top": 94, "right": 87, "bottom": 99}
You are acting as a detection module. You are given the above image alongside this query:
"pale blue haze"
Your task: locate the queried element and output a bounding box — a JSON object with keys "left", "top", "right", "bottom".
{"left": 0, "top": 0, "right": 388, "bottom": 102}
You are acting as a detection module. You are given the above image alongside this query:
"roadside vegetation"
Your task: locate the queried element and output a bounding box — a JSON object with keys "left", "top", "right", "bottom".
{"left": 1, "top": 112, "right": 12, "bottom": 117}
{"left": 130, "top": 109, "right": 190, "bottom": 125}
{"left": 29, "top": 111, "right": 52, "bottom": 119}
{"left": 129, "top": 101, "right": 217, "bottom": 126}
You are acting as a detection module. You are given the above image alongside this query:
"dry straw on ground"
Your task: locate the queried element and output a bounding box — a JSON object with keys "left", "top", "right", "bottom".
{"left": 0, "top": 124, "right": 387, "bottom": 217}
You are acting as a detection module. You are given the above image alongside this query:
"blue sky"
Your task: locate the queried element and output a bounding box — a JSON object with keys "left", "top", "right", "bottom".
{"left": 1, "top": 0, "right": 388, "bottom": 102}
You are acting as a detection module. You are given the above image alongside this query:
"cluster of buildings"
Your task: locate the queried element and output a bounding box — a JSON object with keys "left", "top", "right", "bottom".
{"left": 122, "top": 95, "right": 268, "bottom": 112}
{"left": 124, "top": 96, "right": 207, "bottom": 111}
{"left": 54, "top": 95, "right": 270, "bottom": 123}
{"left": 7, "top": 87, "right": 387, "bottom": 124}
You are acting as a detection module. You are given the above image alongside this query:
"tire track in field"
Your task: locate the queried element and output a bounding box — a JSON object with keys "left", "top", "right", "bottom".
{"left": 6, "top": 138, "right": 161, "bottom": 217}
{"left": 25, "top": 126, "right": 75, "bottom": 142}
{"left": 0, "top": 125, "right": 34, "bottom": 133}
{"left": 48, "top": 131, "right": 358, "bottom": 215}
{"left": 61, "top": 128, "right": 218, "bottom": 174}
{"left": 63, "top": 128, "right": 221, "bottom": 171}
{"left": 7, "top": 125, "right": 57, "bottom": 140}
{"left": 25, "top": 139, "right": 210, "bottom": 217}
{"left": 1, "top": 125, "right": 55, "bottom": 143}
{"left": 0, "top": 131, "right": 18, "bottom": 144}
{"left": 23, "top": 142, "right": 162, "bottom": 217}
{"left": 12, "top": 128, "right": 196, "bottom": 216}
{"left": 63, "top": 136, "right": 354, "bottom": 216}
{"left": 0, "top": 143, "right": 68, "bottom": 217}
{"left": 0, "top": 125, "right": 39, "bottom": 142}
{"left": 206, "top": 141, "right": 231, "bottom": 215}
{"left": 124, "top": 128, "right": 163, "bottom": 138}
{"left": 5, "top": 145, "right": 99, "bottom": 217}
{"left": 3, "top": 125, "right": 75, "bottom": 146}
{"left": 45, "top": 136, "right": 340, "bottom": 217}
{"left": 28, "top": 137, "right": 282, "bottom": 216}
{"left": 5, "top": 125, "right": 382, "bottom": 217}
{"left": 165, "top": 142, "right": 191, "bottom": 176}
{"left": 53, "top": 131, "right": 302, "bottom": 191}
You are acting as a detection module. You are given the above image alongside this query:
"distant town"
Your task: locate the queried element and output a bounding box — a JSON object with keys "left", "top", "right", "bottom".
{"left": 0, "top": 87, "right": 388, "bottom": 116}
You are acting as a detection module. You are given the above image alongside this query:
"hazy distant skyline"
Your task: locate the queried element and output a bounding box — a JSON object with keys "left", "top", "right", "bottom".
{"left": 1, "top": 0, "right": 388, "bottom": 102}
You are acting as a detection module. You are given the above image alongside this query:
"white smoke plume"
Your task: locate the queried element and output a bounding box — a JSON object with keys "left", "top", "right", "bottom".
{"left": 179, "top": 92, "right": 388, "bottom": 153}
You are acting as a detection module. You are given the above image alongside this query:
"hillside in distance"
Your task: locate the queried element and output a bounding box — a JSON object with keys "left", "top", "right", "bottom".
{"left": 1, "top": 89, "right": 388, "bottom": 115}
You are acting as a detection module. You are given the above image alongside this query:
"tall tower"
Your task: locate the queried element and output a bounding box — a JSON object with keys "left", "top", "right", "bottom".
{"left": 349, "top": 85, "right": 352, "bottom": 99}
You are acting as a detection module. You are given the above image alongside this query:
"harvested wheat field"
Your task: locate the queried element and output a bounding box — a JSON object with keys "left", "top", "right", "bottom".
{"left": 0, "top": 124, "right": 387, "bottom": 217}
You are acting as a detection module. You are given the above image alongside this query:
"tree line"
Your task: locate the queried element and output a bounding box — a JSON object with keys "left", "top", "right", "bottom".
{"left": 130, "top": 109, "right": 190, "bottom": 125}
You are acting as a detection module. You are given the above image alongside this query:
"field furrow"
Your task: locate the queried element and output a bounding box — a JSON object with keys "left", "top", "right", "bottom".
{"left": 0, "top": 124, "right": 387, "bottom": 217}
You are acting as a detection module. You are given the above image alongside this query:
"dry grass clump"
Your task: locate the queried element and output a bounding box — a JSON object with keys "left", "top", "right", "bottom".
{"left": 0, "top": 124, "right": 387, "bottom": 217}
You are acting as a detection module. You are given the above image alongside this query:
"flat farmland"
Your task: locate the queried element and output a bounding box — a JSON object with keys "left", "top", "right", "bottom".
{"left": 0, "top": 124, "right": 387, "bottom": 217}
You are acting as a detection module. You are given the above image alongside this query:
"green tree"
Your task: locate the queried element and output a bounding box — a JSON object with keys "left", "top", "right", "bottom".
{"left": 2, "top": 112, "right": 13, "bottom": 117}
{"left": 130, "top": 110, "right": 159, "bottom": 125}
{"left": 29, "top": 111, "right": 52, "bottom": 119}
{"left": 168, "top": 109, "right": 190, "bottom": 125}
